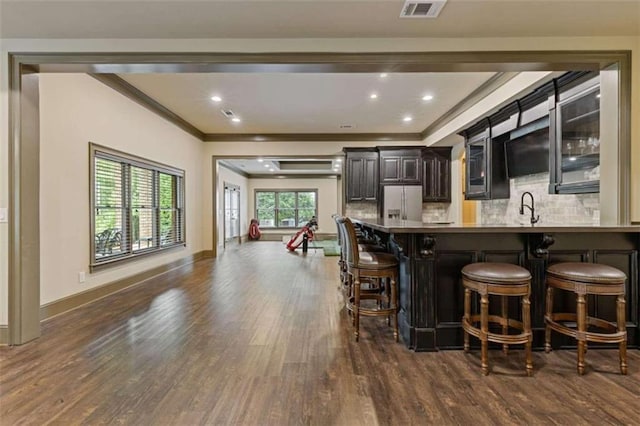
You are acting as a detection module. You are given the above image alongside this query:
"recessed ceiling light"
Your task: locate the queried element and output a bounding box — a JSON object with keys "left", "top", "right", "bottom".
{"left": 211, "top": 96, "right": 222, "bottom": 102}
{"left": 596, "top": 93, "right": 601, "bottom": 98}
{"left": 380, "top": 73, "right": 388, "bottom": 78}
{"left": 257, "top": 158, "right": 264, "bottom": 162}
{"left": 264, "top": 164, "right": 270, "bottom": 168}
{"left": 422, "top": 94, "right": 434, "bottom": 101}
{"left": 336, "top": 158, "right": 342, "bottom": 162}
{"left": 231, "top": 117, "right": 241, "bottom": 123}
{"left": 370, "top": 93, "right": 378, "bottom": 99}
{"left": 403, "top": 116, "right": 413, "bottom": 122}
{"left": 270, "top": 169, "right": 275, "bottom": 172}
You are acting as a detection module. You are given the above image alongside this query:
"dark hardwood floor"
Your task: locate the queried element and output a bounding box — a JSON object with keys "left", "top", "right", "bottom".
{"left": 1, "top": 242, "right": 638, "bottom": 425}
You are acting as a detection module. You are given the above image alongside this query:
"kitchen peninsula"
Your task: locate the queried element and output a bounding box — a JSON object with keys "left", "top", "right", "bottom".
{"left": 352, "top": 218, "right": 640, "bottom": 352}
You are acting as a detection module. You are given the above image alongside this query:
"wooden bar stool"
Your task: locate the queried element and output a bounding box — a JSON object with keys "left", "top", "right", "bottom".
{"left": 462, "top": 262, "right": 533, "bottom": 376}
{"left": 545, "top": 262, "right": 627, "bottom": 375}
{"left": 338, "top": 217, "right": 399, "bottom": 342}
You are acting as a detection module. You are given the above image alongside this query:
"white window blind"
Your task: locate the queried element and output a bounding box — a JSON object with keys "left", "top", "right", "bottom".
{"left": 91, "top": 144, "right": 185, "bottom": 269}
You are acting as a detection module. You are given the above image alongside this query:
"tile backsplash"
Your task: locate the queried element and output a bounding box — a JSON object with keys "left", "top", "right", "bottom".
{"left": 480, "top": 172, "right": 599, "bottom": 225}
{"left": 422, "top": 203, "right": 451, "bottom": 223}
{"left": 345, "top": 201, "right": 451, "bottom": 222}
{"left": 345, "top": 201, "right": 378, "bottom": 219}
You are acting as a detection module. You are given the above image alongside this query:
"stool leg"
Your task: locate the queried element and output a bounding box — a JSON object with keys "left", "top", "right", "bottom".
{"left": 463, "top": 288, "right": 471, "bottom": 353}
{"left": 391, "top": 274, "right": 398, "bottom": 343}
{"left": 617, "top": 295, "right": 627, "bottom": 375}
{"left": 577, "top": 293, "right": 587, "bottom": 375}
{"left": 523, "top": 295, "right": 533, "bottom": 377}
{"left": 501, "top": 295, "right": 509, "bottom": 355}
{"left": 544, "top": 287, "right": 554, "bottom": 353}
{"left": 354, "top": 272, "right": 361, "bottom": 342}
{"left": 481, "top": 293, "right": 489, "bottom": 376}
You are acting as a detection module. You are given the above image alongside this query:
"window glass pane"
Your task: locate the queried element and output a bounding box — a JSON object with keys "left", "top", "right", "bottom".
{"left": 298, "top": 209, "right": 316, "bottom": 226}
{"left": 132, "top": 208, "right": 156, "bottom": 251}
{"left": 278, "top": 192, "right": 295, "bottom": 210}
{"left": 159, "top": 173, "right": 177, "bottom": 246}
{"left": 94, "top": 157, "right": 125, "bottom": 261}
{"left": 257, "top": 209, "right": 275, "bottom": 227}
{"left": 256, "top": 192, "right": 275, "bottom": 210}
{"left": 560, "top": 89, "right": 600, "bottom": 185}
{"left": 159, "top": 173, "right": 174, "bottom": 208}
{"left": 131, "top": 166, "right": 154, "bottom": 208}
{"left": 297, "top": 192, "right": 316, "bottom": 209}
{"left": 95, "top": 208, "right": 124, "bottom": 259}
{"left": 160, "top": 209, "right": 176, "bottom": 246}
{"left": 130, "top": 166, "right": 155, "bottom": 251}
{"left": 277, "top": 209, "right": 296, "bottom": 227}
{"left": 277, "top": 192, "right": 296, "bottom": 227}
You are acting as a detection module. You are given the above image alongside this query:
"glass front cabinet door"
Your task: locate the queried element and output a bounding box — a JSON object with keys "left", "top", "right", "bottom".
{"left": 465, "top": 128, "right": 489, "bottom": 199}
{"left": 551, "top": 75, "right": 600, "bottom": 194}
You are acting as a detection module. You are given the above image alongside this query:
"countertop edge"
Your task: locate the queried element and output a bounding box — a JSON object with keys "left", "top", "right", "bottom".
{"left": 351, "top": 218, "right": 640, "bottom": 234}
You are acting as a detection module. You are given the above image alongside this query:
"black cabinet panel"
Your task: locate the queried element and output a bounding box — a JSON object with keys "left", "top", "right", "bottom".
{"left": 380, "top": 157, "right": 401, "bottom": 183}
{"left": 344, "top": 149, "right": 378, "bottom": 202}
{"left": 379, "top": 148, "right": 423, "bottom": 185}
{"left": 423, "top": 147, "right": 451, "bottom": 202}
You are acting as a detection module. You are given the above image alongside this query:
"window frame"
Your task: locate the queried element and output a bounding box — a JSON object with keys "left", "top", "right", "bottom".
{"left": 90, "top": 143, "right": 186, "bottom": 271}
{"left": 254, "top": 189, "right": 318, "bottom": 229}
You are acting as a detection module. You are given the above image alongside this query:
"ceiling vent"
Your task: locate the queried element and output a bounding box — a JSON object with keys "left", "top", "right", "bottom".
{"left": 399, "top": 0, "right": 447, "bottom": 18}
{"left": 221, "top": 109, "right": 235, "bottom": 118}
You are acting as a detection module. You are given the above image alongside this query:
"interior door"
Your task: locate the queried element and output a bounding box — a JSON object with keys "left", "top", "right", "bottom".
{"left": 224, "top": 183, "right": 241, "bottom": 246}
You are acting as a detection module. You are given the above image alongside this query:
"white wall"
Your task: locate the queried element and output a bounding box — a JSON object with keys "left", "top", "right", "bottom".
{"left": 38, "top": 74, "right": 204, "bottom": 305}
{"left": 247, "top": 177, "right": 339, "bottom": 235}
{"left": 216, "top": 165, "right": 249, "bottom": 249}
{"left": 1, "top": 35, "right": 639, "bottom": 326}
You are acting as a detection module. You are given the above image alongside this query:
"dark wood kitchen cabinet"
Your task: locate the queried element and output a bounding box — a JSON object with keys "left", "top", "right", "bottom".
{"left": 550, "top": 72, "right": 600, "bottom": 194}
{"left": 343, "top": 148, "right": 379, "bottom": 202}
{"left": 462, "top": 121, "right": 509, "bottom": 200}
{"left": 378, "top": 147, "right": 422, "bottom": 185}
{"left": 422, "top": 147, "right": 452, "bottom": 202}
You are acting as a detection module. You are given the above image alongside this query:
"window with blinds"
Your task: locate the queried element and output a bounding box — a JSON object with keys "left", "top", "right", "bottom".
{"left": 91, "top": 143, "right": 185, "bottom": 269}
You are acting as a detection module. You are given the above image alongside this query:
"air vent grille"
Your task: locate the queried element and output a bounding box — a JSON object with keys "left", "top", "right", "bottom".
{"left": 400, "top": 0, "right": 447, "bottom": 18}
{"left": 221, "top": 109, "right": 235, "bottom": 118}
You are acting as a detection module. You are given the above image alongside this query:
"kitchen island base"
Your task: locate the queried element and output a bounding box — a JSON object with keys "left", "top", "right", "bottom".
{"left": 352, "top": 219, "right": 639, "bottom": 352}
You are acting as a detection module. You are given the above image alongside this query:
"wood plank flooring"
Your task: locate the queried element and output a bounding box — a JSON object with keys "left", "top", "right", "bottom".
{"left": 1, "top": 242, "right": 638, "bottom": 425}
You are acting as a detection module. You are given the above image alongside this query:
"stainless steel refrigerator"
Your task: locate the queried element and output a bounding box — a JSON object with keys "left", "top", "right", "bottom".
{"left": 383, "top": 185, "right": 423, "bottom": 221}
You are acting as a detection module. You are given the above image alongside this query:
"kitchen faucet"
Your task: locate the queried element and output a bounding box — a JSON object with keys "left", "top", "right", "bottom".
{"left": 519, "top": 191, "right": 539, "bottom": 225}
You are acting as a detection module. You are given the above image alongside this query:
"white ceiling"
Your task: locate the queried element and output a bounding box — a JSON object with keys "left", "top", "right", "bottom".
{"left": 1, "top": 0, "right": 638, "bottom": 39}
{"left": 5, "top": 0, "right": 632, "bottom": 174}
{"left": 119, "top": 72, "right": 496, "bottom": 134}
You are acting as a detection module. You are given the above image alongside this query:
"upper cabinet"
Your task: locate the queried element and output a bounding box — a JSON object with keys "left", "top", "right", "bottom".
{"left": 462, "top": 122, "right": 510, "bottom": 200}
{"left": 379, "top": 147, "right": 422, "bottom": 185}
{"left": 422, "top": 147, "right": 452, "bottom": 202}
{"left": 460, "top": 71, "right": 600, "bottom": 199}
{"left": 550, "top": 73, "right": 600, "bottom": 194}
{"left": 343, "top": 148, "right": 379, "bottom": 202}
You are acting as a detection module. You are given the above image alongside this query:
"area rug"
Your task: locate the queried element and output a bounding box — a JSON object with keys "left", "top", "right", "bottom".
{"left": 309, "top": 239, "right": 341, "bottom": 256}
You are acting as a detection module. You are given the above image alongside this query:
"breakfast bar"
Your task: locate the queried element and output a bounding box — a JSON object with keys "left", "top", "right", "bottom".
{"left": 351, "top": 218, "right": 640, "bottom": 352}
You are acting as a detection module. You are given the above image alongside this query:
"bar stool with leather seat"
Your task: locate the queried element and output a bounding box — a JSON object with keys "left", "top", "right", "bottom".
{"left": 461, "top": 262, "right": 533, "bottom": 376}
{"left": 338, "top": 217, "right": 399, "bottom": 342}
{"left": 545, "top": 262, "right": 627, "bottom": 375}
{"left": 333, "top": 215, "right": 386, "bottom": 296}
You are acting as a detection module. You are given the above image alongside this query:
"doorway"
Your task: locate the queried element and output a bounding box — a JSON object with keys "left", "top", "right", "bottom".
{"left": 223, "top": 183, "right": 241, "bottom": 248}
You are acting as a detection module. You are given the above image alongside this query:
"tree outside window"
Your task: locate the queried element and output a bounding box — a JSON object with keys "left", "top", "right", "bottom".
{"left": 255, "top": 189, "right": 318, "bottom": 229}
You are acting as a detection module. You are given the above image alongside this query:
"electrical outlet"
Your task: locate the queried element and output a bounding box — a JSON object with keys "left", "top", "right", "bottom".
{"left": 78, "top": 271, "right": 86, "bottom": 283}
{"left": 0, "top": 208, "right": 7, "bottom": 223}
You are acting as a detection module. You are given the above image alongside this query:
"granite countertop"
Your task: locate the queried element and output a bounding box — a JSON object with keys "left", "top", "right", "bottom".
{"left": 350, "top": 217, "right": 640, "bottom": 234}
